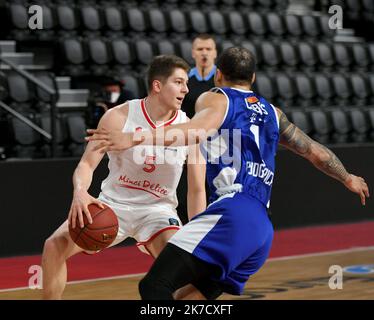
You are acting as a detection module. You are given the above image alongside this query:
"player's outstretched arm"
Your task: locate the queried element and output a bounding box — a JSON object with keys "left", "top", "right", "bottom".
{"left": 277, "top": 108, "right": 370, "bottom": 205}
{"left": 86, "top": 92, "right": 227, "bottom": 152}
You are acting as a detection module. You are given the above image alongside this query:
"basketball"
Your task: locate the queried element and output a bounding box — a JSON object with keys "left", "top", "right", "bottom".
{"left": 69, "top": 203, "right": 119, "bottom": 252}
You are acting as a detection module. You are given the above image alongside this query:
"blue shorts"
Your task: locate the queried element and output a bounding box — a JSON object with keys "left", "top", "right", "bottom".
{"left": 169, "top": 192, "right": 274, "bottom": 295}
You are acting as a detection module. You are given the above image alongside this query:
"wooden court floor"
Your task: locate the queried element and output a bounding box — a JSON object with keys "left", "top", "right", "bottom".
{"left": 1, "top": 247, "right": 373, "bottom": 300}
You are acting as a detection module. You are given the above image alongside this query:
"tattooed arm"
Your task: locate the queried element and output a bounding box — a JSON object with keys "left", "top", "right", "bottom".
{"left": 276, "top": 108, "right": 370, "bottom": 205}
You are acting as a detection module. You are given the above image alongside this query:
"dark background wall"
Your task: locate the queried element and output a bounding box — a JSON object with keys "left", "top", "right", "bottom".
{"left": 1, "top": 145, "right": 373, "bottom": 257}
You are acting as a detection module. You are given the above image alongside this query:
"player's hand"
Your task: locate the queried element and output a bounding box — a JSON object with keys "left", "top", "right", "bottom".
{"left": 85, "top": 128, "right": 139, "bottom": 153}
{"left": 68, "top": 190, "right": 104, "bottom": 229}
{"left": 343, "top": 174, "right": 370, "bottom": 206}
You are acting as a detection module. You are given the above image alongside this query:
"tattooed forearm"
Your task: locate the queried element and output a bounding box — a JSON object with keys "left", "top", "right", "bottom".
{"left": 279, "top": 112, "right": 313, "bottom": 155}
{"left": 278, "top": 110, "right": 349, "bottom": 183}
{"left": 313, "top": 144, "right": 350, "bottom": 183}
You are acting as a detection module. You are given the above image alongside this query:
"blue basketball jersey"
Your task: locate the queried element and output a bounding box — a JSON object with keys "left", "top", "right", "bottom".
{"left": 202, "top": 87, "right": 280, "bottom": 208}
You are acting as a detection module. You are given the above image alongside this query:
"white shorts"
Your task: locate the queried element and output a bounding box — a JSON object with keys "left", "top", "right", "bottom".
{"left": 97, "top": 193, "right": 182, "bottom": 255}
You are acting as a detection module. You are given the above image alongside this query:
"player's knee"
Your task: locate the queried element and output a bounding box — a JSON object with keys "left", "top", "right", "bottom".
{"left": 43, "top": 235, "right": 68, "bottom": 258}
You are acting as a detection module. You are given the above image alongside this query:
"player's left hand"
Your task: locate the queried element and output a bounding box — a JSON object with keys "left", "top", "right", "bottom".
{"left": 343, "top": 174, "right": 370, "bottom": 206}
{"left": 85, "top": 128, "right": 136, "bottom": 153}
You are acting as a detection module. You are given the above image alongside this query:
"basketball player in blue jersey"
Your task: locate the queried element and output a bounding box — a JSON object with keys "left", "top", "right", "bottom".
{"left": 87, "top": 47, "right": 370, "bottom": 299}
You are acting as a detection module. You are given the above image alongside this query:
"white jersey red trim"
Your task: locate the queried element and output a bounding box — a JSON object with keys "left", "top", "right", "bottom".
{"left": 141, "top": 99, "right": 179, "bottom": 128}
{"left": 100, "top": 99, "right": 189, "bottom": 210}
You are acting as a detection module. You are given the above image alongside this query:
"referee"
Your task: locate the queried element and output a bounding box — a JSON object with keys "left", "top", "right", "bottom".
{"left": 182, "top": 34, "right": 217, "bottom": 119}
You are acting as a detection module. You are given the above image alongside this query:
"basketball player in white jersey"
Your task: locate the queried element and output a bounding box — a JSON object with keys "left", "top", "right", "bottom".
{"left": 41, "top": 55, "right": 207, "bottom": 299}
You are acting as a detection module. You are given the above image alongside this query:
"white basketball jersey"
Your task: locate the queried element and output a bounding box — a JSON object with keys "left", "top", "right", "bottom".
{"left": 101, "top": 99, "right": 189, "bottom": 210}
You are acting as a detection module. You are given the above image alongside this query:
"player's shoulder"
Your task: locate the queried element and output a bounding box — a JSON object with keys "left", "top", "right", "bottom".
{"left": 197, "top": 90, "right": 227, "bottom": 103}
{"left": 98, "top": 102, "right": 129, "bottom": 129}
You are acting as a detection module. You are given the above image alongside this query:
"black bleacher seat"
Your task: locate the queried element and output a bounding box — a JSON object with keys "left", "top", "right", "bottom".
{"left": 87, "top": 38, "right": 111, "bottom": 64}
{"left": 274, "top": 73, "right": 296, "bottom": 109}
{"left": 156, "top": 40, "right": 177, "bottom": 56}
{"left": 61, "top": 38, "right": 88, "bottom": 65}
{"left": 298, "top": 42, "right": 318, "bottom": 70}
{"left": 126, "top": 8, "right": 147, "bottom": 34}
{"left": 7, "top": 72, "right": 34, "bottom": 105}
{"left": 65, "top": 113, "right": 87, "bottom": 157}
{"left": 309, "top": 109, "right": 331, "bottom": 144}
{"left": 246, "top": 12, "right": 267, "bottom": 38}
{"left": 279, "top": 42, "right": 299, "bottom": 70}
{"left": 260, "top": 41, "right": 281, "bottom": 70}
{"left": 349, "top": 109, "right": 369, "bottom": 143}
{"left": 316, "top": 42, "right": 335, "bottom": 70}
{"left": 254, "top": 73, "right": 277, "bottom": 102}
{"left": 331, "top": 74, "right": 353, "bottom": 106}
{"left": 87, "top": 38, "right": 111, "bottom": 75}
{"left": 313, "top": 73, "right": 335, "bottom": 108}
{"left": 284, "top": 15, "right": 303, "bottom": 38}
{"left": 147, "top": 8, "right": 169, "bottom": 35}
{"left": 39, "top": 113, "right": 68, "bottom": 157}
{"left": 330, "top": 109, "right": 351, "bottom": 143}
{"left": 207, "top": 11, "right": 227, "bottom": 36}
{"left": 111, "top": 39, "right": 134, "bottom": 67}
{"left": 332, "top": 43, "right": 352, "bottom": 70}
{"left": 226, "top": 11, "right": 248, "bottom": 37}
{"left": 300, "top": 15, "right": 321, "bottom": 38}
{"left": 266, "top": 13, "right": 286, "bottom": 38}
{"left": 8, "top": 113, "right": 42, "bottom": 158}
{"left": 351, "top": 43, "right": 370, "bottom": 70}
{"left": 350, "top": 74, "right": 370, "bottom": 105}
{"left": 60, "top": 38, "right": 88, "bottom": 76}
{"left": 133, "top": 40, "right": 155, "bottom": 67}
{"left": 56, "top": 4, "right": 80, "bottom": 32}
{"left": 189, "top": 10, "right": 209, "bottom": 34}
{"left": 103, "top": 6, "right": 126, "bottom": 32}
{"left": 9, "top": 3, "right": 28, "bottom": 30}
{"left": 169, "top": 9, "right": 189, "bottom": 35}
{"left": 289, "top": 109, "right": 312, "bottom": 136}
{"left": 80, "top": 5, "right": 104, "bottom": 32}
{"left": 121, "top": 75, "right": 145, "bottom": 98}
{"left": 177, "top": 40, "right": 194, "bottom": 65}
{"left": 294, "top": 74, "right": 316, "bottom": 107}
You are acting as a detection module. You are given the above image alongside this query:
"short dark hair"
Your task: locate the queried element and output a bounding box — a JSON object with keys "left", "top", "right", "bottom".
{"left": 192, "top": 34, "right": 216, "bottom": 44}
{"left": 216, "top": 47, "right": 256, "bottom": 85}
{"left": 147, "top": 55, "right": 190, "bottom": 91}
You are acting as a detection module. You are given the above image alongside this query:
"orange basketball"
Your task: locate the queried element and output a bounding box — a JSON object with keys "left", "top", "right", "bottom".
{"left": 69, "top": 203, "right": 119, "bottom": 252}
